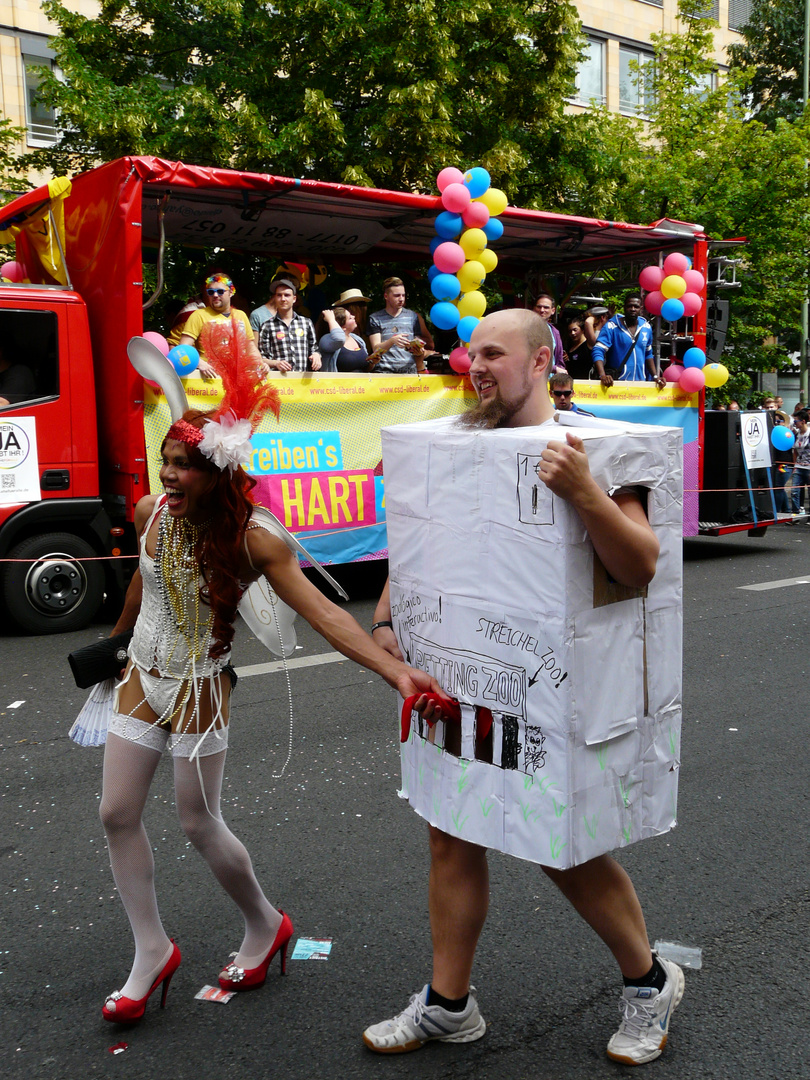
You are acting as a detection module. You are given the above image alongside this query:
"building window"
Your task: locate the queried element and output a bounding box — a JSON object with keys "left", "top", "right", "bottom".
{"left": 573, "top": 38, "right": 605, "bottom": 107}
{"left": 619, "top": 47, "right": 654, "bottom": 116}
{"left": 23, "top": 55, "right": 57, "bottom": 146}
{"left": 728, "top": 0, "right": 751, "bottom": 31}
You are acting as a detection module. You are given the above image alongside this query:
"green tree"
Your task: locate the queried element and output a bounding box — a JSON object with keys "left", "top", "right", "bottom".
{"left": 728, "top": 0, "right": 806, "bottom": 125}
{"left": 572, "top": 2, "right": 810, "bottom": 380}
{"left": 34, "top": 0, "right": 583, "bottom": 200}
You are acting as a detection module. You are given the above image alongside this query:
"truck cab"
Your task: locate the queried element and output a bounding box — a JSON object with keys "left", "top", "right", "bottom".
{"left": 0, "top": 286, "right": 121, "bottom": 633}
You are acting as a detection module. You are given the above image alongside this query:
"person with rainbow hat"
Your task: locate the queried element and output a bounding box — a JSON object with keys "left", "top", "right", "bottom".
{"left": 179, "top": 273, "right": 268, "bottom": 379}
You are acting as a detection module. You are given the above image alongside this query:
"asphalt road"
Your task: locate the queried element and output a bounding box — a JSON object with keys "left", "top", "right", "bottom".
{"left": 1, "top": 533, "right": 809, "bottom": 1080}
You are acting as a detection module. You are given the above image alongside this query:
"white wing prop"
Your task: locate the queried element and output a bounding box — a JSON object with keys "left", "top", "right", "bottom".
{"left": 238, "top": 505, "right": 349, "bottom": 657}
{"left": 127, "top": 336, "right": 190, "bottom": 422}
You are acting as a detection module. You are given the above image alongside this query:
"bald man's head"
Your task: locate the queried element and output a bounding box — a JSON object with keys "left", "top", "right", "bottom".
{"left": 463, "top": 309, "right": 554, "bottom": 429}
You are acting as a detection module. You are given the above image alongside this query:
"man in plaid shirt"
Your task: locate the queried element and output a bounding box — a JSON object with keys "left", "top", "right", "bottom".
{"left": 258, "top": 278, "right": 322, "bottom": 372}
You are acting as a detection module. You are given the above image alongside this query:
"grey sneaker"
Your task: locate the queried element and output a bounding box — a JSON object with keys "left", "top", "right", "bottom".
{"left": 606, "top": 957, "right": 685, "bottom": 1065}
{"left": 363, "top": 984, "right": 486, "bottom": 1053}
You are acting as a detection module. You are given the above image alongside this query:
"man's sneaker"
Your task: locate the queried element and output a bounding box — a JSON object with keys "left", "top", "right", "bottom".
{"left": 606, "top": 957, "right": 685, "bottom": 1065}
{"left": 362, "top": 984, "right": 486, "bottom": 1053}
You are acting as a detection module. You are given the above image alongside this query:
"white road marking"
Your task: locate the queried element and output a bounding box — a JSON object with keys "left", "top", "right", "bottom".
{"left": 738, "top": 576, "right": 810, "bottom": 592}
{"left": 235, "top": 652, "right": 345, "bottom": 678}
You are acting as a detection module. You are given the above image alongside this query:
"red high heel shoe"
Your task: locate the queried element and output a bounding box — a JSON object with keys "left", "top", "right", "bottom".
{"left": 218, "top": 911, "right": 294, "bottom": 991}
{"left": 102, "top": 941, "right": 181, "bottom": 1024}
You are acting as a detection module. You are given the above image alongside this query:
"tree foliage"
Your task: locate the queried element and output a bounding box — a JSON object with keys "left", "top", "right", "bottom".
{"left": 34, "top": 0, "right": 584, "bottom": 201}
{"left": 572, "top": 1, "right": 810, "bottom": 378}
{"left": 728, "top": 0, "right": 806, "bottom": 125}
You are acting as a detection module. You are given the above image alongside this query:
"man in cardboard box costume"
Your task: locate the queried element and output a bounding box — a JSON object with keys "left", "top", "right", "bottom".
{"left": 363, "top": 309, "right": 684, "bottom": 1066}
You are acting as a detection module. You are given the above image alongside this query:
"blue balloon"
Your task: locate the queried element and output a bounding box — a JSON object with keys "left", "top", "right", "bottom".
{"left": 482, "top": 217, "right": 504, "bottom": 241}
{"left": 464, "top": 167, "right": 491, "bottom": 199}
{"left": 683, "top": 347, "right": 706, "bottom": 369}
{"left": 772, "top": 426, "right": 795, "bottom": 451}
{"left": 430, "top": 236, "right": 442, "bottom": 255}
{"left": 431, "top": 301, "right": 460, "bottom": 331}
{"left": 660, "top": 298, "right": 685, "bottom": 322}
{"left": 430, "top": 273, "right": 462, "bottom": 302}
{"left": 435, "top": 211, "right": 463, "bottom": 239}
{"left": 427, "top": 265, "right": 441, "bottom": 282}
{"left": 457, "top": 315, "right": 480, "bottom": 342}
{"left": 168, "top": 344, "right": 200, "bottom": 375}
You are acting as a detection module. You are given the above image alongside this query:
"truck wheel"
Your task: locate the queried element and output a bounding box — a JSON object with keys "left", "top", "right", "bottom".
{"left": 2, "top": 532, "right": 105, "bottom": 634}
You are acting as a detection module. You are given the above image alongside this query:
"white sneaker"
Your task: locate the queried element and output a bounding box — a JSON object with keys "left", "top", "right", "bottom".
{"left": 606, "top": 957, "right": 685, "bottom": 1065}
{"left": 363, "top": 984, "right": 486, "bottom": 1053}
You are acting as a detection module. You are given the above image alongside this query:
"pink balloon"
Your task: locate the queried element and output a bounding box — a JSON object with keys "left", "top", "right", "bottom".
{"left": 682, "top": 269, "right": 705, "bottom": 293}
{"left": 644, "top": 290, "right": 664, "bottom": 315}
{"left": 143, "top": 331, "right": 171, "bottom": 357}
{"left": 437, "top": 167, "right": 465, "bottom": 192}
{"left": 449, "top": 346, "right": 471, "bottom": 373}
{"left": 462, "top": 201, "right": 490, "bottom": 228}
{"left": 1, "top": 260, "right": 24, "bottom": 281}
{"left": 663, "top": 363, "right": 684, "bottom": 383}
{"left": 639, "top": 266, "right": 664, "bottom": 292}
{"left": 680, "top": 292, "right": 702, "bottom": 318}
{"left": 679, "top": 366, "right": 706, "bottom": 393}
{"left": 663, "top": 252, "right": 690, "bottom": 276}
{"left": 441, "top": 183, "right": 472, "bottom": 214}
{"left": 433, "top": 241, "right": 466, "bottom": 274}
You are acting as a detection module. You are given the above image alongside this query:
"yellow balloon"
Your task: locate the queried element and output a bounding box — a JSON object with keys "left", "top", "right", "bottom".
{"left": 476, "top": 187, "right": 508, "bottom": 216}
{"left": 457, "top": 290, "right": 487, "bottom": 319}
{"left": 459, "top": 228, "right": 488, "bottom": 259}
{"left": 661, "top": 274, "right": 687, "bottom": 300}
{"left": 456, "top": 260, "right": 486, "bottom": 292}
{"left": 479, "top": 248, "right": 498, "bottom": 274}
{"left": 703, "top": 362, "right": 729, "bottom": 388}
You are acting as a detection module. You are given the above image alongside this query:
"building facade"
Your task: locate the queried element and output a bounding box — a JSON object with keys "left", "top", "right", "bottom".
{"left": 571, "top": 0, "right": 750, "bottom": 116}
{"left": 0, "top": 0, "right": 96, "bottom": 174}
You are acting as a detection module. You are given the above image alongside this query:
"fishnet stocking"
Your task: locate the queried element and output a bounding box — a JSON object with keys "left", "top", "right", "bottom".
{"left": 174, "top": 751, "right": 282, "bottom": 967}
{"left": 100, "top": 733, "right": 173, "bottom": 999}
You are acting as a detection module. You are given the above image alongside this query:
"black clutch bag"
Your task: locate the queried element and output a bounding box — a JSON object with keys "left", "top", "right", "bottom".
{"left": 68, "top": 629, "right": 134, "bottom": 689}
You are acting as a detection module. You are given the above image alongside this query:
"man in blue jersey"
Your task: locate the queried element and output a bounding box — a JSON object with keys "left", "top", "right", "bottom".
{"left": 592, "top": 294, "right": 664, "bottom": 388}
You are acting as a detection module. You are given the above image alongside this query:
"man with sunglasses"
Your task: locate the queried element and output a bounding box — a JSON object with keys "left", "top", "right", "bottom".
{"left": 549, "top": 372, "right": 593, "bottom": 415}
{"left": 179, "top": 273, "right": 268, "bottom": 379}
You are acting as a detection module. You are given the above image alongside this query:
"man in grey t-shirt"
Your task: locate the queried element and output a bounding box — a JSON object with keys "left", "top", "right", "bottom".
{"left": 368, "top": 277, "right": 434, "bottom": 374}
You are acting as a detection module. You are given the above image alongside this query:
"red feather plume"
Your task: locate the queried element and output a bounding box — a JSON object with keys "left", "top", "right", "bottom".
{"left": 199, "top": 317, "right": 280, "bottom": 428}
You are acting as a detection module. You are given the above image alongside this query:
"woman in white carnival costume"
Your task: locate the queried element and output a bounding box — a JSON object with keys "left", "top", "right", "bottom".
{"left": 96, "top": 322, "right": 442, "bottom": 1024}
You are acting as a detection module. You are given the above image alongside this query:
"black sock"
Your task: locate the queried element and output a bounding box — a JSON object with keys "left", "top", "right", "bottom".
{"left": 623, "top": 956, "right": 667, "bottom": 993}
{"left": 426, "top": 985, "right": 469, "bottom": 1012}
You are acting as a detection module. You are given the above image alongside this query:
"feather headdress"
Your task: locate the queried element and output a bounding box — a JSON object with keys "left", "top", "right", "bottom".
{"left": 165, "top": 317, "right": 279, "bottom": 471}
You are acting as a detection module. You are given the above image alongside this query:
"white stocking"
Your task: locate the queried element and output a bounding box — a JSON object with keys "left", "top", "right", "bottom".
{"left": 100, "top": 733, "right": 174, "bottom": 999}
{"left": 174, "top": 751, "right": 282, "bottom": 968}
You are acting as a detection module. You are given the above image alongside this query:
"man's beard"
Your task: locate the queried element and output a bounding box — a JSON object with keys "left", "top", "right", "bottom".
{"left": 457, "top": 384, "right": 532, "bottom": 429}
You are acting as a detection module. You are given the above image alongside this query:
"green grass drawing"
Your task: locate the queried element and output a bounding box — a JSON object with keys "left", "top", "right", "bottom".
{"left": 622, "top": 825, "right": 632, "bottom": 844}
{"left": 457, "top": 761, "right": 470, "bottom": 795}
{"left": 595, "top": 743, "right": 608, "bottom": 770}
{"left": 668, "top": 728, "right": 678, "bottom": 756}
{"left": 584, "top": 813, "right": 599, "bottom": 839}
{"left": 523, "top": 775, "right": 534, "bottom": 791}
{"left": 549, "top": 834, "right": 567, "bottom": 860}
{"left": 451, "top": 809, "right": 468, "bottom": 834}
{"left": 433, "top": 794, "right": 441, "bottom": 817}
{"left": 552, "top": 797, "right": 567, "bottom": 818}
{"left": 518, "top": 799, "right": 539, "bottom": 824}
{"left": 478, "top": 796, "right": 495, "bottom": 817}
{"left": 537, "top": 777, "right": 559, "bottom": 797}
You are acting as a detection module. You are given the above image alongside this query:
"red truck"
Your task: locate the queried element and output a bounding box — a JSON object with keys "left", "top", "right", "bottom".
{"left": 0, "top": 155, "right": 744, "bottom": 634}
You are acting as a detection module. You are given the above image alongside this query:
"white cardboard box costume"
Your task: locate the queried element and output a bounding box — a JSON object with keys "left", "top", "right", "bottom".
{"left": 382, "top": 412, "right": 682, "bottom": 870}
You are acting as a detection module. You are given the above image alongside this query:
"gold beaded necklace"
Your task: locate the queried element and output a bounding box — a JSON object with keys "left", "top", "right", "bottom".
{"left": 157, "top": 512, "right": 214, "bottom": 662}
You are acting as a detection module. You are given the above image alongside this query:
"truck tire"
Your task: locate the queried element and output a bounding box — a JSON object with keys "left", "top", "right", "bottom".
{"left": 2, "top": 532, "right": 105, "bottom": 634}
